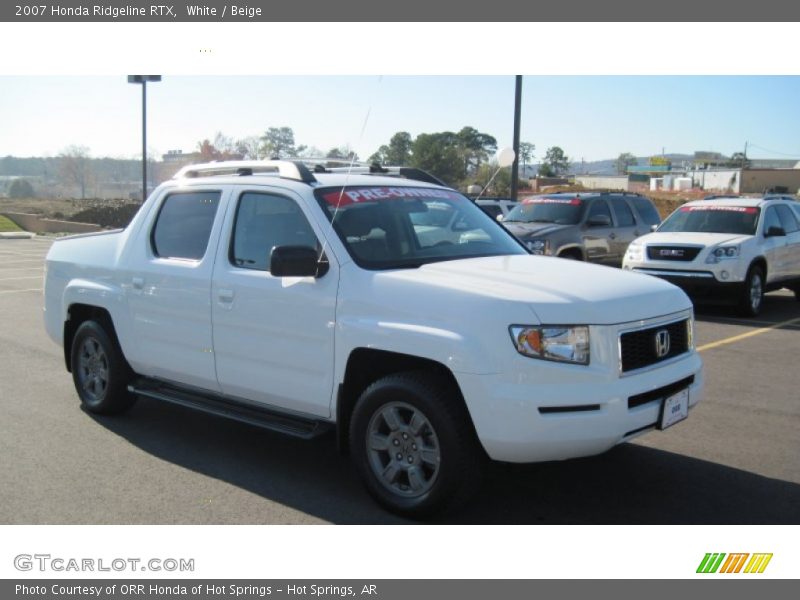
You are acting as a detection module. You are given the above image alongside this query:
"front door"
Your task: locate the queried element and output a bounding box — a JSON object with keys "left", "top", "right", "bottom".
{"left": 211, "top": 189, "right": 338, "bottom": 418}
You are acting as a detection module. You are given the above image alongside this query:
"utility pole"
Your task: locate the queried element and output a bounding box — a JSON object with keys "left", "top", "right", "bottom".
{"left": 742, "top": 141, "right": 748, "bottom": 168}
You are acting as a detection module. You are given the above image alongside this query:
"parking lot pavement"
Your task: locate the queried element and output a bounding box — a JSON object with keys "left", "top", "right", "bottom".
{"left": 1, "top": 238, "right": 798, "bottom": 524}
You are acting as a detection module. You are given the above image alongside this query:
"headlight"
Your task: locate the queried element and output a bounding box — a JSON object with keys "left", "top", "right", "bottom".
{"left": 705, "top": 246, "right": 739, "bottom": 263}
{"left": 509, "top": 325, "right": 590, "bottom": 365}
{"left": 526, "top": 239, "right": 550, "bottom": 255}
{"left": 626, "top": 240, "right": 643, "bottom": 260}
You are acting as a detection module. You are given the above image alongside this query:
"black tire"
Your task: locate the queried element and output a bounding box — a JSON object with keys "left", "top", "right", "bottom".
{"left": 70, "top": 320, "right": 136, "bottom": 415}
{"left": 558, "top": 249, "right": 583, "bottom": 261}
{"left": 349, "top": 371, "right": 485, "bottom": 518}
{"left": 738, "top": 265, "right": 765, "bottom": 317}
{"left": 793, "top": 287, "right": 800, "bottom": 302}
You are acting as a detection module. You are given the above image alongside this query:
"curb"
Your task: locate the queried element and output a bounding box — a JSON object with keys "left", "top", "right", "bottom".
{"left": 0, "top": 231, "right": 36, "bottom": 239}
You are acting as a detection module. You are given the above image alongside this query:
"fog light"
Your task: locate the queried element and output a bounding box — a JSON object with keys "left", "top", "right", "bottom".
{"left": 720, "top": 270, "right": 729, "bottom": 280}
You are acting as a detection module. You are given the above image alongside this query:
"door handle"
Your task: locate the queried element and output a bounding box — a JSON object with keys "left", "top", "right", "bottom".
{"left": 132, "top": 277, "right": 144, "bottom": 290}
{"left": 609, "top": 233, "right": 617, "bottom": 240}
{"left": 218, "top": 289, "right": 235, "bottom": 303}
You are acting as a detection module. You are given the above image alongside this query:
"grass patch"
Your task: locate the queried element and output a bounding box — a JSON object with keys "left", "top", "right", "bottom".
{"left": 0, "top": 215, "right": 23, "bottom": 232}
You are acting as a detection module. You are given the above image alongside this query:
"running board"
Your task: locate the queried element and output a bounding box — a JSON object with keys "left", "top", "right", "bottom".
{"left": 127, "top": 380, "right": 331, "bottom": 439}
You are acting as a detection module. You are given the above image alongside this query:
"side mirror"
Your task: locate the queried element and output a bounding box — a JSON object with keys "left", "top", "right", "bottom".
{"left": 650, "top": 224, "right": 659, "bottom": 232}
{"left": 270, "top": 245, "right": 327, "bottom": 277}
{"left": 588, "top": 214, "right": 612, "bottom": 227}
{"left": 765, "top": 226, "right": 786, "bottom": 238}
{"left": 496, "top": 214, "right": 504, "bottom": 222}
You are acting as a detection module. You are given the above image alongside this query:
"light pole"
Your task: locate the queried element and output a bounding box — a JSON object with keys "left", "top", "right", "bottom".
{"left": 511, "top": 75, "right": 522, "bottom": 201}
{"left": 128, "top": 75, "right": 161, "bottom": 202}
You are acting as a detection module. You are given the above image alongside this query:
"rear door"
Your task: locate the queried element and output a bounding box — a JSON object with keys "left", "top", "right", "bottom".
{"left": 775, "top": 204, "right": 800, "bottom": 279}
{"left": 608, "top": 196, "right": 640, "bottom": 266}
{"left": 210, "top": 188, "right": 338, "bottom": 418}
{"left": 760, "top": 206, "right": 788, "bottom": 281}
{"left": 125, "top": 188, "right": 226, "bottom": 391}
{"left": 582, "top": 198, "right": 615, "bottom": 265}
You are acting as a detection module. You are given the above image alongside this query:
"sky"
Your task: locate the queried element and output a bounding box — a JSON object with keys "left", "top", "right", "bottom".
{"left": 2, "top": 75, "right": 800, "bottom": 163}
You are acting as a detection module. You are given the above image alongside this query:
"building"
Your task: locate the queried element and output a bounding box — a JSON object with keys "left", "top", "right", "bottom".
{"left": 689, "top": 168, "right": 800, "bottom": 194}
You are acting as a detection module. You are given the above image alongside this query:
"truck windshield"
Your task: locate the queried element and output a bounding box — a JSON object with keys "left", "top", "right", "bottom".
{"left": 314, "top": 186, "right": 527, "bottom": 269}
{"left": 659, "top": 206, "right": 760, "bottom": 235}
{"left": 504, "top": 197, "right": 584, "bottom": 225}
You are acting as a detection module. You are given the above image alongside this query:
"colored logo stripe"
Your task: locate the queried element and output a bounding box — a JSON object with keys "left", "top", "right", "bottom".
{"left": 744, "top": 553, "right": 773, "bottom": 574}
{"left": 697, "top": 553, "right": 773, "bottom": 574}
{"left": 697, "top": 553, "right": 726, "bottom": 573}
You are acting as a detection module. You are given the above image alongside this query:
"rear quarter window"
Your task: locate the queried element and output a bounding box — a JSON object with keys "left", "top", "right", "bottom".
{"left": 151, "top": 191, "right": 221, "bottom": 260}
{"left": 631, "top": 196, "right": 661, "bottom": 227}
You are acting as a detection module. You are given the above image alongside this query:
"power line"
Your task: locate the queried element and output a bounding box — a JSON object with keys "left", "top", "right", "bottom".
{"left": 746, "top": 142, "right": 800, "bottom": 158}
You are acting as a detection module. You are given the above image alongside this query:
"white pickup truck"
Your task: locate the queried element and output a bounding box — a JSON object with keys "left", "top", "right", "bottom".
{"left": 44, "top": 160, "right": 704, "bottom": 516}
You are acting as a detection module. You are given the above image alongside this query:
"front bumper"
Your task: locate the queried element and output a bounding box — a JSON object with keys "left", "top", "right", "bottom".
{"left": 456, "top": 347, "right": 703, "bottom": 463}
{"left": 629, "top": 267, "right": 744, "bottom": 303}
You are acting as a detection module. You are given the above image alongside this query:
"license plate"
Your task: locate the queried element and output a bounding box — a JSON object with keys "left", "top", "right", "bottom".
{"left": 659, "top": 388, "right": 689, "bottom": 430}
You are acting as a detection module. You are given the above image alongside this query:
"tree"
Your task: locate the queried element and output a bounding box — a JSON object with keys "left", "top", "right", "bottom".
{"left": 456, "top": 126, "right": 497, "bottom": 177}
{"left": 615, "top": 152, "right": 637, "bottom": 175}
{"left": 727, "top": 152, "right": 751, "bottom": 168}
{"left": 473, "top": 162, "right": 511, "bottom": 196}
{"left": 519, "top": 142, "right": 535, "bottom": 176}
{"left": 58, "top": 145, "right": 92, "bottom": 199}
{"left": 368, "top": 131, "right": 414, "bottom": 166}
{"left": 260, "top": 127, "right": 301, "bottom": 158}
{"left": 8, "top": 178, "right": 35, "bottom": 198}
{"left": 411, "top": 132, "right": 462, "bottom": 184}
{"left": 236, "top": 136, "right": 262, "bottom": 160}
{"left": 540, "top": 146, "right": 571, "bottom": 177}
{"left": 326, "top": 146, "right": 358, "bottom": 162}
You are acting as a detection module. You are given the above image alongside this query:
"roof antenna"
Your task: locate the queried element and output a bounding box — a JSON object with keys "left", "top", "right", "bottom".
{"left": 317, "top": 75, "right": 383, "bottom": 266}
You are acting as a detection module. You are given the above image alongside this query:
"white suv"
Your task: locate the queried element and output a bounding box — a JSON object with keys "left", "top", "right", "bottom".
{"left": 45, "top": 160, "right": 704, "bottom": 516}
{"left": 623, "top": 196, "right": 800, "bottom": 316}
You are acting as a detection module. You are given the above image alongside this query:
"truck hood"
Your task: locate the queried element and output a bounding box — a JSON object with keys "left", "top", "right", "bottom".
{"left": 380, "top": 255, "right": 691, "bottom": 325}
{"left": 502, "top": 222, "right": 571, "bottom": 239}
{"left": 637, "top": 231, "right": 753, "bottom": 247}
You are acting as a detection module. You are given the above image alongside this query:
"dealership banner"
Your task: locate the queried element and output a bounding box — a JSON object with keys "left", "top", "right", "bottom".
{"left": 3, "top": 580, "right": 798, "bottom": 599}
{"left": 3, "top": 0, "right": 800, "bottom": 21}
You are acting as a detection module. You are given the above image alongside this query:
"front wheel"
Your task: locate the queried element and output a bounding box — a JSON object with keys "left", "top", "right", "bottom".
{"left": 349, "top": 372, "right": 484, "bottom": 518}
{"left": 70, "top": 320, "right": 136, "bottom": 415}
{"left": 738, "top": 265, "right": 764, "bottom": 317}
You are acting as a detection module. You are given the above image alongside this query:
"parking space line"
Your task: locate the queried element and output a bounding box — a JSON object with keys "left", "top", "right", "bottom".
{"left": 697, "top": 316, "right": 800, "bottom": 352}
{"left": 0, "top": 288, "right": 42, "bottom": 295}
{"left": 0, "top": 275, "right": 42, "bottom": 281}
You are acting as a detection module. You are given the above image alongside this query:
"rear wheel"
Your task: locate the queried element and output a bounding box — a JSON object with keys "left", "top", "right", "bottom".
{"left": 738, "top": 265, "right": 764, "bottom": 317}
{"left": 349, "top": 371, "right": 484, "bottom": 518}
{"left": 70, "top": 320, "right": 136, "bottom": 415}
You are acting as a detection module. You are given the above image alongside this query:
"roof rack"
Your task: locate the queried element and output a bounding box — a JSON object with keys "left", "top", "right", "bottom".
{"left": 317, "top": 164, "right": 447, "bottom": 187}
{"left": 172, "top": 159, "right": 447, "bottom": 188}
{"left": 173, "top": 160, "right": 317, "bottom": 184}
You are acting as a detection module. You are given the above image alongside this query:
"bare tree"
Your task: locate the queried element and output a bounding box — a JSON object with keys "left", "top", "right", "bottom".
{"left": 58, "top": 145, "right": 92, "bottom": 199}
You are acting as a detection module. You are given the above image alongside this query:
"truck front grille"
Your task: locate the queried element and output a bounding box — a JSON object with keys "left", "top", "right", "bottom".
{"left": 646, "top": 246, "right": 702, "bottom": 261}
{"left": 620, "top": 319, "right": 690, "bottom": 373}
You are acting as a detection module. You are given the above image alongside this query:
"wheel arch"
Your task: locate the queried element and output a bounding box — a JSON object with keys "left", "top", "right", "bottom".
{"left": 335, "top": 348, "right": 473, "bottom": 455}
{"left": 63, "top": 304, "right": 124, "bottom": 373}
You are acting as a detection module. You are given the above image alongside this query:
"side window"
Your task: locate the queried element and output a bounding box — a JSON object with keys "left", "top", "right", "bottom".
{"left": 587, "top": 199, "right": 612, "bottom": 225}
{"left": 479, "top": 204, "right": 502, "bottom": 219}
{"left": 631, "top": 197, "right": 661, "bottom": 227}
{"left": 611, "top": 198, "right": 636, "bottom": 227}
{"left": 762, "top": 207, "right": 782, "bottom": 233}
{"left": 152, "top": 191, "right": 221, "bottom": 260}
{"left": 231, "top": 192, "right": 319, "bottom": 272}
{"left": 775, "top": 204, "right": 799, "bottom": 233}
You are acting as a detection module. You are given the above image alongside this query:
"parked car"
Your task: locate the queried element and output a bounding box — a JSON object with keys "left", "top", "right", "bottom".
{"left": 623, "top": 195, "right": 800, "bottom": 316}
{"left": 44, "top": 160, "right": 703, "bottom": 517}
{"left": 502, "top": 192, "right": 661, "bottom": 266}
{"left": 474, "top": 197, "right": 518, "bottom": 220}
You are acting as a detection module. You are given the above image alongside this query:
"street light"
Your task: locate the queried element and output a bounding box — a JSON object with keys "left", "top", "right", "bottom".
{"left": 128, "top": 75, "right": 161, "bottom": 202}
